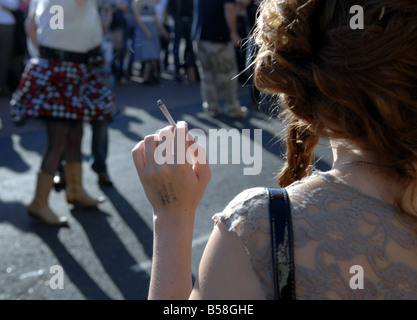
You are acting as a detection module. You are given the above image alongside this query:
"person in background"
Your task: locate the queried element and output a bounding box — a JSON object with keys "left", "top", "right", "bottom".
{"left": 51, "top": 0, "right": 117, "bottom": 191}
{"left": 245, "top": 0, "right": 263, "bottom": 110}
{"left": 108, "top": 0, "right": 128, "bottom": 82}
{"left": 192, "top": 0, "right": 248, "bottom": 118}
{"left": 89, "top": 0, "right": 118, "bottom": 188}
{"left": 132, "top": 0, "right": 169, "bottom": 85}
{"left": 234, "top": 0, "right": 251, "bottom": 84}
{"left": 115, "top": 0, "right": 136, "bottom": 84}
{"left": 7, "top": 0, "right": 29, "bottom": 92}
{"left": 10, "top": 0, "right": 117, "bottom": 226}
{"left": 155, "top": 0, "right": 170, "bottom": 75}
{"left": 0, "top": 0, "right": 20, "bottom": 97}
{"left": 132, "top": 0, "right": 417, "bottom": 300}
{"left": 167, "top": 0, "right": 195, "bottom": 82}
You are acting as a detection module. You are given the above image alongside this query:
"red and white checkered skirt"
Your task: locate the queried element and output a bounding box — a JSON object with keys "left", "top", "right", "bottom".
{"left": 10, "top": 56, "right": 117, "bottom": 121}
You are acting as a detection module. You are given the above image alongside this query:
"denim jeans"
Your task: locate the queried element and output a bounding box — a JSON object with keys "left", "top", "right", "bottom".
{"left": 90, "top": 119, "right": 109, "bottom": 175}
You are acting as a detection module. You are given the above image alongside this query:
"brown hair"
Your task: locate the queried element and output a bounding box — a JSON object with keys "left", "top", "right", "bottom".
{"left": 253, "top": 0, "right": 417, "bottom": 215}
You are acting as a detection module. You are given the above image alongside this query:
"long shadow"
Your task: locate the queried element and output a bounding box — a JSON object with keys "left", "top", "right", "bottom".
{"left": 71, "top": 204, "right": 150, "bottom": 300}
{"left": 108, "top": 112, "right": 145, "bottom": 144}
{"left": 99, "top": 186, "right": 153, "bottom": 260}
{"left": 0, "top": 128, "right": 46, "bottom": 173}
{"left": 0, "top": 200, "right": 111, "bottom": 299}
{"left": 0, "top": 135, "right": 30, "bottom": 173}
{"left": 99, "top": 184, "right": 200, "bottom": 289}
{"left": 35, "top": 222, "right": 113, "bottom": 300}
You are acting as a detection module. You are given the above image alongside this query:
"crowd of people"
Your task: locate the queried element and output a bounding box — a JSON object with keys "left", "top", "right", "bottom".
{"left": 3, "top": 0, "right": 261, "bottom": 225}
{"left": 1, "top": 0, "right": 262, "bottom": 103}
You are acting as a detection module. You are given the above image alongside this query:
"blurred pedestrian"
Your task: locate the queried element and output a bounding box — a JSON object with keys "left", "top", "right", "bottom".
{"left": 97, "top": 0, "right": 116, "bottom": 89}
{"left": 133, "top": 0, "right": 417, "bottom": 300}
{"left": 192, "top": 0, "right": 248, "bottom": 118}
{"left": 155, "top": 0, "right": 170, "bottom": 75}
{"left": 0, "top": 0, "right": 20, "bottom": 97}
{"left": 245, "top": 0, "right": 263, "bottom": 109}
{"left": 109, "top": 0, "right": 128, "bottom": 81}
{"left": 7, "top": 0, "right": 29, "bottom": 92}
{"left": 115, "top": 0, "right": 136, "bottom": 84}
{"left": 167, "top": 0, "right": 195, "bottom": 82}
{"left": 10, "top": 0, "right": 118, "bottom": 226}
{"left": 132, "top": 0, "right": 169, "bottom": 85}
{"left": 235, "top": 0, "right": 251, "bottom": 84}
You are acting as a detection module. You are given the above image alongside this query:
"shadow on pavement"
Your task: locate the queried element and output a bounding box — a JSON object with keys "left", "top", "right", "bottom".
{"left": 0, "top": 200, "right": 112, "bottom": 299}
{"left": 71, "top": 204, "right": 150, "bottom": 300}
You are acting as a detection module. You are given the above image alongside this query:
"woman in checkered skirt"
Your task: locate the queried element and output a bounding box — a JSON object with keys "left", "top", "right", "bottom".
{"left": 10, "top": 0, "right": 118, "bottom": 226}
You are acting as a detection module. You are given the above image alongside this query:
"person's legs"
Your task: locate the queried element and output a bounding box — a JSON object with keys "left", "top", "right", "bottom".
{"left": 91, "top": 119, "right": 113, "bottom": 186}
{"left": 142, "top": 60, "right": 152, "bottom": 83}
{"left": 151, "top": 60, "right": 159, "bottom": 83}
{"left": 40, "top": 120, "right": 71, "bottom": 175}
{"left": 172, "top": 20, "right": 182, "bottom": 79}
{"left": 196, "top": 41, "right": 221, "bottom": 116}
{"left": 65, "top": 120, "right": 83, "bottom": 163}
{"left": 64, "top": 121, "right": 105, "bottom": 206}
{"left": 91, "top": 120, "right": 108, "bottom": 175}
{"left": 30, "top": 120, "right": 71, "bottom": 226}
{"left": 215, "top": 42, "right": 240, "bottom": 110}
{"left": 183, "top": 21, "right": 195, "bottom": 68}
{"left": 215, "top": 42, "right": 248, "bottom": 118}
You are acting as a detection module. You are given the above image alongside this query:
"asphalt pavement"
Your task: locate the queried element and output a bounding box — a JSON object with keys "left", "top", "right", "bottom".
{"left": 0, "top": 74, "right": 332, "bottom": 300}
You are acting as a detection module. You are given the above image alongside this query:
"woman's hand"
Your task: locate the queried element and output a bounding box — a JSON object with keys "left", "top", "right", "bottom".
{"left": 133, "top": 121, "right": 211, "bottom": 299}
{"left": 132, "top": 121, "right": 211, "bottom": 224}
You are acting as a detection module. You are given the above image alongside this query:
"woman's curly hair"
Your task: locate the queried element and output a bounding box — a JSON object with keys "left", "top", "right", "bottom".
{"left": 253, "top": 0, "right": 417, "bottom": 215}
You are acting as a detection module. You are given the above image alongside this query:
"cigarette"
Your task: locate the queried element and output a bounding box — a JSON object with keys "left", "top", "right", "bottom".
{"left": 157, "top": 100, "right": 176, "bottom": 126}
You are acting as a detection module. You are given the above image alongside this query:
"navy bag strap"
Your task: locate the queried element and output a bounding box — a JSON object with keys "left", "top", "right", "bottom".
{"left": 267, "top": 187, "right": 296, "bottom": 300}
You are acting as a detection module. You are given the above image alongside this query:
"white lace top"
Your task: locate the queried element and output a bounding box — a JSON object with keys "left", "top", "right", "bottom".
{"left": 213, "top": 171, "right": 417, "bottom": 300}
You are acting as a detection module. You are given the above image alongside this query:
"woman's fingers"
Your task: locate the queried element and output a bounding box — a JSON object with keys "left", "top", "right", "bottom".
{"left": 192, "top": 145, "right": 211, "bottom": 184}
{"left": 132, "top": 140, "right": 145, "bottom": 170}
{"left": 133, "top": 122, "right": 211, "bottom": 185}
{"left": 155, "top": 125, "right": 175, "bottom": 165}
{"left": 144, "top": 134, "right": 158, "bottom": 167}
{"left": 173, "top": 121, "right": 189, "bottom": 166}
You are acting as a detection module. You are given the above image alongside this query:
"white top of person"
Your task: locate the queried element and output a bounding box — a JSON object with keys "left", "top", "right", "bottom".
{"left": 31, "top": 0, "right": 103, "bottom": 53}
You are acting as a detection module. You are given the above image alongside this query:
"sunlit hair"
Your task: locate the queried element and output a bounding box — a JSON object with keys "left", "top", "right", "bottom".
{"left": 253, "top": 0, "right": 417, "bottom": 217}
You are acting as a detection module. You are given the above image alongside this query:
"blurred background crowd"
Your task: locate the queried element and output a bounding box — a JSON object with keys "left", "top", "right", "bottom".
{"left": 0, "top": 0, "right": 260, "bottom": 99}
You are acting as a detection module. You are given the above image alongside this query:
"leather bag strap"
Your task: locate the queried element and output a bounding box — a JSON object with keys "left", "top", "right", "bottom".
{"left": 267, "top": 187, "right": 296, "bottom": 300}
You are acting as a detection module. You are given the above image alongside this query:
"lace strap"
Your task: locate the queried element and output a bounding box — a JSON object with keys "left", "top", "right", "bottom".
{"left": 267, "top": 187, "right": 296, "bottom": 300}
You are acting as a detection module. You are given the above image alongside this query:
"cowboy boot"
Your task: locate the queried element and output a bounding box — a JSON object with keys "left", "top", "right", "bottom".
{"left": 65, "top": 162, "right": 105, "bottom": 206}
{"left": 28, "top": 172, "right": 68, "bottom": 226}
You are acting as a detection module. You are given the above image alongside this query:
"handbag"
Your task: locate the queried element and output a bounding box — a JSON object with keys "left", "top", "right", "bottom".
{"left": 267, "top": 187, "right": 296, "bottom": 300}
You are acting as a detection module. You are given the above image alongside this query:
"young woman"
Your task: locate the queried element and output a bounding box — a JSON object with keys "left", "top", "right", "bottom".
{"left": 10, "top": 0, "right": 118, "bottom": 226}
{"left": 132, "top": 0, "right": 417, "bottom": 299}
{"left": 132, "top": 0, "right": 169, "bottom": 85}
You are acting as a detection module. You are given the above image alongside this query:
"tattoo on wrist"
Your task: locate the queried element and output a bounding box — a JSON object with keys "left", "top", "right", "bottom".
{"left": 158, "top": 183, "right": 178, "bottom": 206}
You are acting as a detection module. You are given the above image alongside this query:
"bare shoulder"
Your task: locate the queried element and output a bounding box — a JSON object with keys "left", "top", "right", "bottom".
{"left": 189, "top": 221, "right": 265, "bottom": 300}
